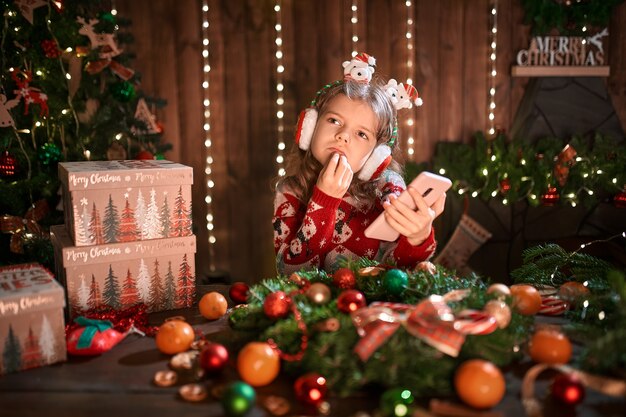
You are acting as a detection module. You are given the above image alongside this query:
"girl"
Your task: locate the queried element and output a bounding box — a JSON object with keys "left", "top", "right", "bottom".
{"left": 273, "top": 61, "right": 446, "bottom": 275}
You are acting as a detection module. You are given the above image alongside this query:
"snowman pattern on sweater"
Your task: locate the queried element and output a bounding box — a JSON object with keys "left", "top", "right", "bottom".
{"left": 273, "top": 170, "right": 436, "bottom": 275}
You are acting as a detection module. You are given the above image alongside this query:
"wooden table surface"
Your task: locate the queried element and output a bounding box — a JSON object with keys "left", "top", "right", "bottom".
{"left": 1, "top": 285, "right": 624, "bottom": 417}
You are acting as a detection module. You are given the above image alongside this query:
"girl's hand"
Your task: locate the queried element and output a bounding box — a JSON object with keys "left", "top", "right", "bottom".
{"left": 316, "top": 153, "right": 353, "bottom": 198}
{"left": 383, "top": 187, "right": 447, "bottom": 246}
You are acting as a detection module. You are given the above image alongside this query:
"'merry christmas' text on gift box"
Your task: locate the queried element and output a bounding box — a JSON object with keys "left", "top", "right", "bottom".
{"left": 58, "top": 160, "right": 193, "bottom": 247}
{"left": 51, "top": 225, "right": 196, "bottom": 319}
{"left": 0, "top": 264, "right": 66, "bottom": 375}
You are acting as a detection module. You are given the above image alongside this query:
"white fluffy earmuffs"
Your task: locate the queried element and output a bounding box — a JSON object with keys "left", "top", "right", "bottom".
{"left": 294, "top": 107, "right": 393, "bottom": 182}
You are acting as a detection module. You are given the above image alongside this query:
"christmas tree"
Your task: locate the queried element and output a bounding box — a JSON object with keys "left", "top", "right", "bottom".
{"left": 0, "top": 0, "right": 171, "bottom": 268}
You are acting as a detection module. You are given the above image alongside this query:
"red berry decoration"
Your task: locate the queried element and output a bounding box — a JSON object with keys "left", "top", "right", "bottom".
{"left": 337, "top": 289, "right": 366, "bottom": 313}
{"left": 551, "top": 373, "right": 585, "bottom": 406}
{"left": 294, "top": 373, "right": 328, "bottom": 406}
{"left": 541, "top": 186, "right": 560, "bottom": 206}
{"left": 332, "top": 267, "right": 356, "bottom": 289}
{"left": 41, "top": 39, "right": 62, "bottom": 58}
{"left": 263, "top": 291, "right": 291, "bottom": 319}
{"left": 229, "top": 282, "right": 249, "bottom": 304}
{"left": 199, "top": 342, "right": 229, "bottom": 374}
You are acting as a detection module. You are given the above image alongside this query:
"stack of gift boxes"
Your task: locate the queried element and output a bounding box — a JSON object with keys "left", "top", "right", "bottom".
{"left": 51, "top": 159, "right": 197, "bottom": 319}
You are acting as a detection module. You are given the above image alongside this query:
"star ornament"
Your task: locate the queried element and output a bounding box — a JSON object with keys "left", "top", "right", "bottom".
{"left": 14, "top": 0, "right": 48, "bottom": 24}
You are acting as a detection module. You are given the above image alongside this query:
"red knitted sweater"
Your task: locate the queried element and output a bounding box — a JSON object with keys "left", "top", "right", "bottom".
{"left": 273, "top": 170, "right": 436, "bottom": 275}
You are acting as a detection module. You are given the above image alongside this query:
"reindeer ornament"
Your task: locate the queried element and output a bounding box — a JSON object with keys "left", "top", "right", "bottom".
{"left": 11, "top": 70, "right": 49, "bottom": 117}
{"left": 77, "top": 17, "right": 122, "bottom": 59}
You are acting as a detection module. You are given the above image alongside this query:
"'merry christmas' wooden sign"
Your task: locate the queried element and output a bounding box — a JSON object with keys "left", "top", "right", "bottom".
{"left": 512, "top": 28, "right": 609, "bottom": 77}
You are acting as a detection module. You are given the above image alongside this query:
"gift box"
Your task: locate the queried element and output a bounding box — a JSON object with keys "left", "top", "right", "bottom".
{"left": 51, "top": 225, "right": 197, "bottom": 318}
{"left": 58, "top": 160, "right": 193, "bottom": 247}
{"left": 0, "top": 263, "right": 67, "bottom": 375}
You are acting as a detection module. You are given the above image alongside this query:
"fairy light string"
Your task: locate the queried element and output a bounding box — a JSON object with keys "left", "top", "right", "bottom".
{"left": 351, "top": 0, "right": 359, "bottom": 57}
{"left": 405, "top": 0, "right": 415, "bottom": 159}
{"left": 274, "top": 0, "right": 286, "bottom": 177}
{"left": 201, "top": 0, "right": 216, "bottom": 270}
{"left": 488, "top": 0, "right": 498, "bottom": 136}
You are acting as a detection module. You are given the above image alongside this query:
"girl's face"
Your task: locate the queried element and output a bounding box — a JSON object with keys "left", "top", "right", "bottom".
{"left": 310, "top": 94, "right": 378, "bottom": 173}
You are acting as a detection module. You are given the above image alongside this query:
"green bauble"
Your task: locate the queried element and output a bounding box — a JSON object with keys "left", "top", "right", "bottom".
{"left": 110, "top": 81, "right": 136, "bottom": 102}
{"left": 99, "top": 12, "right": 116, "bottom": 24}
{"left": 380, "top": 388, "right": 414, "bottom": 417}
{"left": 221, "top": 381, "right": 256, "bottom": 417}
{"left": 383, "top": 269, "right": 408, "bottom": 296}
{"left": 38, "top": 142, "right": 62, "bottom": 166}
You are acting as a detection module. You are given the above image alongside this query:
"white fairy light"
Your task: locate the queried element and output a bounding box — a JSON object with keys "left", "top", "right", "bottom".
{"left": 351, "top": 1, "right": 359, "bottom": 56}
{"left": 405, "top": 0, "right": 415, "bottom": 159}
{"left": 275, "top": 0, "right": 286, "bottom": 177}
{"left": 488, "top": 1, "right": 498, "bottom": 136}
{"left": 201, "top": 1, "right": 216, "bottom": 269}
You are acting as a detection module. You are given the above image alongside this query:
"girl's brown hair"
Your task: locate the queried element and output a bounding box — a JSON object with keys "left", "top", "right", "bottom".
{"left": 278, "top": 77, "right": 403, "bottom": 207}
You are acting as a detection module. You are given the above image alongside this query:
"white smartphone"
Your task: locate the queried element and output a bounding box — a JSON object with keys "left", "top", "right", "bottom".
{"left": 364, "top": 171, "right": 452, "bottom": 242}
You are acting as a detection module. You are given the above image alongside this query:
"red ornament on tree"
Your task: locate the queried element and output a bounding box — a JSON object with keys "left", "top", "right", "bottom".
{"left": 613, "top": 189, "right": 626, "bottom": 208}
{"left": 541, "top": 186, "right": 560, "bottom": 206}
{"left": 134, "top": 150, "right": 155, "bottom": 160}
{"left": 0, "top": 150, "right": 17, "bottom": 178}
{"left": 337, "top": 289, "right": 366, "bottom": 313}
{"left": 229, "top": 282, "right": 249, "bottom": 305}
{"left": 263, "top": 291, "right": 291, "bottom": 319}
{"left": 199, "top": 342, "right": 229, "bottom": 374}
{"left": 294, "top": 373, "right": 328, "bottom": 406}
{"left": 551, "top": 373, "right": 585, "bottom": 406}
{"left": 332, "top": 267, "right": 356, "bottom": 289}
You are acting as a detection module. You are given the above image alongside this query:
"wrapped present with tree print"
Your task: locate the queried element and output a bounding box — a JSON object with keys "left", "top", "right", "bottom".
{"left": 0, "top": 264, "right": 67, "bottom": 375}
{"left": 50, "top": 225, "right": 196, "bottom": 318}
{"left": 58, "top": 160, "right": 193, "bottom": 247}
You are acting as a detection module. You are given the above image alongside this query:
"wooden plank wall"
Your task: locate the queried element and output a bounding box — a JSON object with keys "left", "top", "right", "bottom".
{"left": 116, "top": 0, "right": 626, "bottom": 284}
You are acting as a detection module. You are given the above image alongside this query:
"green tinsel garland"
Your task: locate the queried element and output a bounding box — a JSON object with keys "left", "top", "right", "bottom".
{"left": 229, "top": 259, "right": 533, "bottom": 397}
{"left": 521, "top": 0, "right": 624, "bottom": 35}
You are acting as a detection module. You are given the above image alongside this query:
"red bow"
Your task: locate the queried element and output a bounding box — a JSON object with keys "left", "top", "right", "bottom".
{"left": 351, "top": 291, "right": 497, "bottom": 360}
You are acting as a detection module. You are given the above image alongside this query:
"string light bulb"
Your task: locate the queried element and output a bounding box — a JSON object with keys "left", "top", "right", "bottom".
{"left": 201, "top": 1, "right": 216, "bottom": 270}
{"left": 488, "top": 1, "right": 498, "bottom": 136}
{"left": 274, "top": 1, "right": 286, "bottom": 177}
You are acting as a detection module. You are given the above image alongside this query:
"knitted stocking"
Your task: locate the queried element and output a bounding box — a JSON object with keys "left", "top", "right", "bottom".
{"left": 434, "top": 214, "right": 492, "bottom": 275}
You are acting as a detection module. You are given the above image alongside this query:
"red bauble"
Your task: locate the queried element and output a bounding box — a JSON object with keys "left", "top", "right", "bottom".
{"left": 613, "top": 191, "right": 626, "bottom": 208}
{"left": 263, "top": 291, "right": 291, "bottom": 319}
{"left": 294, "top": 373, "right": 328, "bottom": 406}
{"left": 332, "top": 268, "right": 356, "bottom": 289}
{"left": 541, "top": 186, "right": 560, "bottom": 206}
{"left": 229, "top": 282, "right": 249, "bottom": 305}
{"left": 337, "top": 289, "right": 366, "bottom": 313}
{"left": 0, "top": 150, "right": 17, "bottom": 178}
{"left": 551, "top": 373, "right": 585, "bottom": 406}
{"left": 135, "top": 150, "right": 155, "bottom": 160}
{"left": 200, "top": 342, "right": 229, "bottom": 374}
